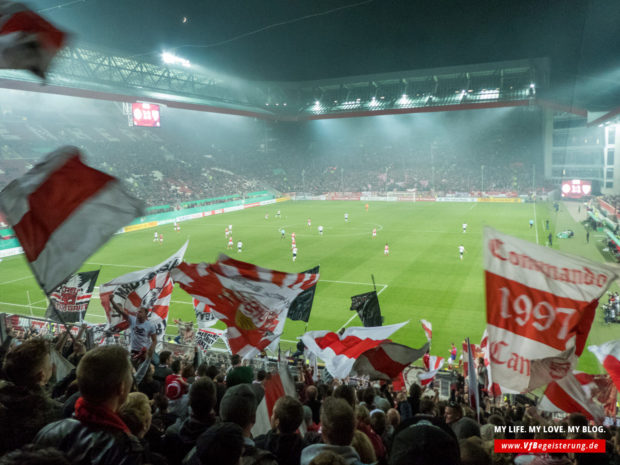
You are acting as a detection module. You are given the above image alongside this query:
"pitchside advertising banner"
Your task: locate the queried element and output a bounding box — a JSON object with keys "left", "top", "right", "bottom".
{"left": 484, "top": 227, "right": 618, "bottom": 393}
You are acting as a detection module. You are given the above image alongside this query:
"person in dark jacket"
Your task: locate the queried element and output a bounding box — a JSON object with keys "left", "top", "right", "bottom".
{"left": 153, "top": 350, "right": 173, "bottom": 388}
{"left": 34, "top": 345, "right": 145, "bottom": 465}
{"left": 0, "top": 338, "right": 62, "bottom": 454}
{"left": 163, "top": 377, "right": 218, "bottom": 465}
{"left": 255, "top": 395, "right": 306, "bottom": 465}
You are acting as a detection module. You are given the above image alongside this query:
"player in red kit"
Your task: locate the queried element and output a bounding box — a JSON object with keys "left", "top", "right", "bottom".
{"left": 384, "top": 243, "right": 389, "bottom": 255}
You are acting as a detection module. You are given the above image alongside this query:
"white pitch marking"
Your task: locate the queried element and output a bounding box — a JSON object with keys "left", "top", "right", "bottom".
{"left": 0, "top": 275, "right": 35, "bottom": 285}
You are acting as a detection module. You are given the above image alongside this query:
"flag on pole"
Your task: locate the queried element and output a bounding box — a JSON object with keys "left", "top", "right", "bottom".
{"left": 420, "top": 319, "right": 432, "bottom": 343}
{"left": 251, "top": 363, "right": 305, "bottom": 437}
{"left": 100, "top": 242, "right": 188, "bottom": 340}
{"left": 287, "top": 265, "right": 319, "bottom": 322}
{"left": 192, "top": 297, "right": 218, "bottom": 329}
{"left": 0, "top": 0, "right": 67, "bottom": 78}
{"left": 352, "top": 340, "right": 428, "bottom": 381}
{"left": 0, "top": 146, "right": 144, "bottom": 294}
{"left": 417, "top": 355, "right": 444, "bottom": 386}
{"left": 350, "top": 290, "right": 382, "bottom": 327}
{"left": 172, "top": 255, "right": 319, "bottom": 359}
{"left": 479, "top": 330, "right": 502, "bottom": 397}
{"left": 538, "top": 372, "right": 613, "bottom": 422}
{"left": 483, "top": 227, "right": 617, "bottom": 392}
{"left": 465, "top": 338, "right": 480, "bottom": 420}
{"left": 46, "top": 270, "right": 99, "bottom": 323}
{"left": 302, "top": 321, "right": 408, "bottom": 379}
{"left": 195, "top": 327, "right": 226, "bottom": 355}
{"left": 588, "top": 340, "right": 620, "bottom": 392}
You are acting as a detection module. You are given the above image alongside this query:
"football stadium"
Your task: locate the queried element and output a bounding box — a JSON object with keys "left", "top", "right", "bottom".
{"left": 0, "top": 1, "right": 620, "bottom": 462}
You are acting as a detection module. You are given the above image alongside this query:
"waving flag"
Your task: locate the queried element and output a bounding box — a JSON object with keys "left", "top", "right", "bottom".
{"left": 0, "top": 146, "right": 144, "bottom": 294}
{"left": 302, "top": 321, "right": 408, "bottom": 379}
{"left": 352, "top": 340, "right": 428, "bottom": 381}
{"left": 465, "top": 338, "right": 480, "bottom": 419}
{"left": 420, "top": 319, "right": 432, "bottom": 343}
{"left": 100, "top": 242, "right": 187, "bottom": 339}
{"left": 350, "top": 290, "right": 382, "bottom": 327}
{"left": 589, "top": 341, "right": 620, "bottom": 393}
{"left": 484, "top": 227, "right": 617, "bottom": 392}
{"left": 417, "top": 355, "right": 444, "bottom": 386}
{"left": 287, "top": 265, "right": 320, "bottom": 322}
{"left": 479, "top": 330, "right": 502, "bottom": 397}
{"left": 0, "top": 0, "right": 67, "bottom": 78}
{"left": 46, "top": 270, "right": 99, "bottom": 323}
{"left": 538, "top": 372, "right": 614, "bottom": 422}
{"left": 195, "top": 327, "right": 226, "bottom": 355}
{"left": 172, "top": 255, "right": 319, "bottom": 359}
{"left": 192, "top": 297, "right": 218, "bottom": 328}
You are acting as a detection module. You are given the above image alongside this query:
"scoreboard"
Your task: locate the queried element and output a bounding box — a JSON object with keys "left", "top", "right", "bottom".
{"left": 561, "top": 179, "right": 592, "bottom": 199}
{"left": 132, "top": 103, "right": 160, "bottom": 127}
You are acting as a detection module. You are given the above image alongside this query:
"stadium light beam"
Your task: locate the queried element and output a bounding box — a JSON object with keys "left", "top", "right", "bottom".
{"left": 161, "top": 51, "right": 191, "bottom": 68}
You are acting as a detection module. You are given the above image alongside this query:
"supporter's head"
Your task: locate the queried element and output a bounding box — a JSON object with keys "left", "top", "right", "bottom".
{"left": 271, "top": 395, "right": 303, "bottom": 434}
{"left": 419, "top": 399, "right": 437, "bottom": 416}
{"left": 306, "top": 385, "right": 318, "bottom": 400}
{"left": 153, "top": 392, "right": 169, "bottom": 412}
{"left": 303, "top": 405, "right": 314, "bottom": 426}
{"left": 159, "top": 350, "right": 172, "bottom": 366}
{"left": 230, "top": 354, "right": 241, "bottom": 366}
{"left": 220, "top": 384, "right": 257, "bottom": 435}
{"left": 0, "top": 444, "right": 70, "bottom": 465}
{"left": 196, "top": 362, "right": 209, "bottom": 378}
{"left": 386, "top": 408, "right": 400, "bottom": 428}
{"left": 182, "top": 364, "right": 195, "bottom": 379}
{"left": 136, "top": 307, "right": 148, "bottom": 323}
{"left": 390, "top": 422, "right": 461, "bottom": 465}
{"left": 206, "top": 365, "right": 220, "bottom": 380}
{"left": 3, "top": 337, "right": 52, "bottom": 388}
{"left": 256, "top": 369, "right": 266, "bottom": 383}
{"left": 320, "top": 397, "right": 356, "bottom": 446}
{"left": 356, "top": 404, "right": 371, "bottom": 425}
{"left": 351, "top": 429, "right": 376, "bottom": 464}
{"left": 308, "top": 451, "right": 347, "bottom": 465}
{"left": 444, "top": 402, "right": 463, "bottom": 425}
{"left": 76, "top": 345, "right": 132, "bottom": 409}
{"left": 171, "top": 359, "right": 182, "bottom": 374}
{"left": 370, "top": 409, "right": 386, "bottom": 435}
{"left": 460, "top": 437, "right": 490, "bottom": 465}
{"left": 333, "top": 384, "right": 357, "bottom": 408}
{"left": 119, "top": 392, "right": 152, "bottom": 438}
{"left": 186, "top": 422, "right": 245, "bottom": 465}
{"left": 190, "top": 378, "right": 217, "bottom": 421}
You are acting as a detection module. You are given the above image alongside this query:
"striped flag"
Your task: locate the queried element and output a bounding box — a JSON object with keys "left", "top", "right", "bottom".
{"left": 417, "top": 355, "right": 444, "bottom": 386}
{"left": 46, "top": 270, "right": 99, "bottom": 323}
{"left": 479, "top": 330, "right": 502, "bottom": 397}
{"left": 589, "top": 340, "right": 620, "bottom": 392}
{"left": 192, "top": 297, "right": 218, "bottom": 328}
{"left": 420, "top": 319, "right": 432, "bottom": 343}
{"left": 100, "top": 242, "right": 187, "bottom": 340}
{"left": 172, "top": 255, "right": 319, "bottom": 359}
{"left": 352, "top": 340, "right": 428, "bottom": 381}
{"left": 302, "top": 322, "right": 408, "bottom": 379}
{"left": 0, "top": 146, "right": 144, "bottom": 294}
{"left": 0, "top": 0, "right": 67, "bottom": 78}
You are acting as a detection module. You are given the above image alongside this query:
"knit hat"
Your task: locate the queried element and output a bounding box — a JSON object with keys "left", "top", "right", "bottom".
{"left": 390, "top": 420, "right": 461, "bottom": 465}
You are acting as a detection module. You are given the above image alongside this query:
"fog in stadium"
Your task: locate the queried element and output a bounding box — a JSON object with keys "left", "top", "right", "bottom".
{"left": 2, "top": 1, "right": 620, "bottom": 378}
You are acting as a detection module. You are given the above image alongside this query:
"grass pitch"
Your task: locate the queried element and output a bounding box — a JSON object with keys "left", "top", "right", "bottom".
{"left": 0, "top": 200, "right": 613, "bottom": 373}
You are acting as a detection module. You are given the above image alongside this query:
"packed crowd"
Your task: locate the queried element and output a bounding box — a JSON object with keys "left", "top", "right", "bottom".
{"left": 0, "top": 324, "right": 618, "bottom": 465}
{"left": 0, "top": 102, "right": 550, "bottom": 207}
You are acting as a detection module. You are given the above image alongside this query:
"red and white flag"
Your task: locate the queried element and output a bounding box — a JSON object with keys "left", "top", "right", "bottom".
{"left": 484, "top": 227, "right": 617, "bottom": 392}
{"left": 100, "top": 242, "right": 187, "bottom": 340}
{"left": 302, "top": 321, "right": 408, "bottom": 379}
{"left": 465, "top": 338, "right": 480, "bottom": 418}
{"left": 352, "top": 340, "right": 428, "bottom": 381}
{"left": 195, "top": 327, "right": 226, "bottom": 355}
{"left": 0, "top": 146, "right": 144, "bottom": 294}
{"left": 251, "top": 363, "right": 305, "bottom": 437}
{"left": 589, "top": 340, "right": 620, "bottom": 392}
{"left": 417, "top": 355, "right": 444, "bottom": 386}
{"left": 539, "top": 371, "right": 614, "bottom": 422}
{"left": 420, "top": 319, "right": 432, "bottom": 342}
{"left": 172, "top": 255, "right": 319, "bottom": 359}
{"left": 0, "top": 0, "right": 67, "bottom": 78}
{"left": 192, "top": 297, "right": 218, "bottom": 329}
{"left": 479, "top": 330, "right": 502, "bottom": 397}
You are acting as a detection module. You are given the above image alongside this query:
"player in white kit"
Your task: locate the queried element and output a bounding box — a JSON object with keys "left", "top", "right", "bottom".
{"left": 462, "top": 223, "right": 467, "bottom": 233}
{"left": 344, "top": 213, "right": 349, "bottom": 222}
{"left": 292, "top": 246, "right": 297, "bottom": 262}
{"left": 318, "top": 225, "right": 323, "bottom": 236}
{"left": 154, "top": 231, "right": 158, "bottom": 242}
{"left": 459, "top": 244, "right": 466, "bottom": 260}
{"left": 237, "top": 241, "right": 243, "bottom": 253}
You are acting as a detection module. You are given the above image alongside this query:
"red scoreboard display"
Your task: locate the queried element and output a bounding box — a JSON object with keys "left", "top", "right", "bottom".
{"left": 132, "top": 103, "right": 160, "bottom": 127}
{"left": 561, "top": 179, "right": 592, "bottom": 199}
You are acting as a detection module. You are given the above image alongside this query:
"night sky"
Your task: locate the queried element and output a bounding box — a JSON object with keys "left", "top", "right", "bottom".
{"left": 29, "top": 0, "right": 620, "bottom": 109}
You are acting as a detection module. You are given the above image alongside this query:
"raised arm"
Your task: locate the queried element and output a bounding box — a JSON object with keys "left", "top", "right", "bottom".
{"left": 110, "top": 299, "right": 129, "bottom": 320}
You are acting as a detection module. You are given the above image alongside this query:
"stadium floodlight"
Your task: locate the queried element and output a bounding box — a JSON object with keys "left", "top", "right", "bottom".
{"left": 530, "top": 83, "right": 535, "bottom": 88}
{"left": 369, "top": 97, "right": 380, "bottom": 108}
{"left": 161, "top": 51, "right": 191, "bottom": 68}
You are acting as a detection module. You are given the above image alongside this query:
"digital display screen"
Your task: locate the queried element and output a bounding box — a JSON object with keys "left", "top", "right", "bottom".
{"left": 132, "top": 102, "right": 160, "bottom": 127}
{"left": 561, "top": 179, "right": 592, "bottom": 199}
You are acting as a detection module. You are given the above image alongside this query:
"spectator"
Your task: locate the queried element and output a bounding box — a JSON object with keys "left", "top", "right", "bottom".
{"left": 138, "top": 362, "right": 160, "bottom": 399}
{"left": 165, "top": 359, "right": 189, "bottom": 417}
{"left": 220, "top": 384, "right": 277, "bottom": 465}
{"left": 164, "top": 377, "right": 217, "bottom": 465}
{"left": 356, "top": 405, "right": 385, "bottom": 461}
{"left": 184, "top": 422, "right": 245, "bottom": 465}
{"left": 34, "top": 345, "right": 145, "bottom": 465}
{"left": 390, "top": 421, "right": 461, "bottom": 465}
{"left": 303, "top": 405, "right": 321, "bottom": 444}
{"left": 0, "top": 444, "right": 71, "bottom": 465}
{"left": 308, "top": 451, "right": 348, "bottom": 465}
{"left": 445, "top": 401, "right": 480, "bottom": 440}
{"left": 226, "top": 354, "right": 254, "bottom": 387}
{"left": 305, "top": 385, "right": 322, "bottom": 424}
{"left": 460, "top": 437, "right": 491, "bottom": 465}
{"left": 300, "top": 397, "right": 365, "bottom": 465}
{"left": 255, "top": 395, "right": 306, "bottom": 465}
{"left": 153, "top": 350, "right": 173, "bottom": 387}
{"left": 0, "top": 338, "right": 61, "bottom": 454}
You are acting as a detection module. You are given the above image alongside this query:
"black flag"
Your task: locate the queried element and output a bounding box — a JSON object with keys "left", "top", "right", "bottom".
{"left": 46, "top": 270, "right": 99, "bottom": 323}
{"left": 287, "top": 265, "right": 320, "bottom": 322}
{"left": 350, "top": 290, "right": 382, "bottom": 327}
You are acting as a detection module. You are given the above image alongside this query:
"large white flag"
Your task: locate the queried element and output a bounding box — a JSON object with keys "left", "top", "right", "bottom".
{"left": 100, "top": 242, "right": 188, "bottom": 340}
{"left": 0, "top": 146, "right": 144, "bottom": 293}
{"left": 484, "top": 227, "right": 617, "bottom": 392}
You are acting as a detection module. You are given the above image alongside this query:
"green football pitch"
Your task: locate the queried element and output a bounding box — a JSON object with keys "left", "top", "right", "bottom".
{"left": 0, "top": 200, "right": 615, "bottom": 373}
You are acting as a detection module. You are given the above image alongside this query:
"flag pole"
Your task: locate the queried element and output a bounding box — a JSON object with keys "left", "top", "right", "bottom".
{"left": 371, "top": 274, "right": 377, "bottom": 292}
